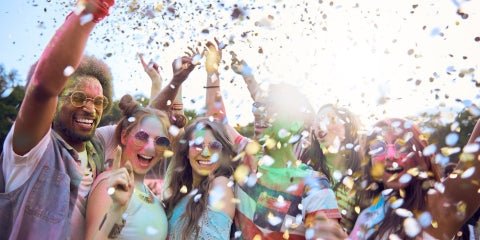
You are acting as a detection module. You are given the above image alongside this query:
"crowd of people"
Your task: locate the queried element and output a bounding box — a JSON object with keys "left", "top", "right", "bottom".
{"left": 1, "top": 1, "right": 480, "bottom": 239}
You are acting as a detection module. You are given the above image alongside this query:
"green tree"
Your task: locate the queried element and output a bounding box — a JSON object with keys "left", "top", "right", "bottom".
{"left": 0, "top": 64, "right": 25, "bottom": 152}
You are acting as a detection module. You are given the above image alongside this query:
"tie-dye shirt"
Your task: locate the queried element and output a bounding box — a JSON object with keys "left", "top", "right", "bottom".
{"left": 235, "top": 163, "right": 341, "bottom": 240}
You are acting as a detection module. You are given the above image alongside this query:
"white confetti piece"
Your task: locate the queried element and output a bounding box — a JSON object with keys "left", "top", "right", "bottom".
{"left": 305, "top": 228, "right": 314, "bottom": 239}
{"left": 395, "top": 208, "right": 414, "bottom": 218}
{"left": 267, "top": 214, "right": 282, "bottom": 226}
{"left": 180, "top": 185, "right": 188, "bottom": 193}
{"left": 63, "top": 66, "right": 75, "bottom": 77}
{"left": 169, "top": 125, "right": 180, "bottom": 136}
{"left": 399, "top": 174, "right": 412, "bottom": 184}
{"left": 259, "top": 155, "right": 275, "bottom": 166}
{"left": 418, "top": 211, "right": 432, "bottom": 228}
{"left": 461, "top": 167, "right": 475, "bottom": 179}
{"left": 463, "top": 143, "right": 480, "bottom": 153}
{"left": 445, "top": 133, "right": 459, "bottom": 146}
{"left": 79, "top": 13, "right": 94, "bottom": 25}
{"left": 382, "top": 188, "right": 393, "bottom": 196}
{"left": 391, "top": 198, "right": 404, "bottom": 209}
{"left": 1, "top": 88, "right": 14, "bottom": 98}
{"left": 403, "top": 217, "right": 421, "bottom": 237}
{"left": 146, "top": 226, "right": 159, "bottom": 235}
{"left": 193, "top": 193, "right": 202, "bottom": 202}
{"left": 210, "top": 153, "right": 219, "bottom": 163}
{"left": 423, "top": 144, "right": 437, "bottom": 156}
{"left": 127, "top": 117, "right": 136, "bottom": 122}
{"left": 107, "top": 187, "right": 115, "bottom": 195}
{"left": 434, "top": 182, "right": 445, "bottom": 194}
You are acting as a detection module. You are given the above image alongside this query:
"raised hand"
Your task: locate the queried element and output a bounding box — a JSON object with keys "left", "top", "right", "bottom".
{"left": 171, "top": 56, "right": 196, "bottom": 84}
{"left": 205, "top": 38, "right": 226, "bottom": 74}
{"left": 230, "top": 52, "right": 253, "bottom": 77}
{"left": 138, "top": 53, "right": 161, "bottom": 81}
{"left": 107, "top": 147, "right": 135, "bottom": 207}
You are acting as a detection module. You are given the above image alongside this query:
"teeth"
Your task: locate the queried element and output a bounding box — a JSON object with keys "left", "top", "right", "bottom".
{"left": 386, "top": 166, "right": 403, "bottom": 172}
{"left": 138, "top": 154, "right": 153, "bottom": 160}
{"left": 76, "top": 119, "right": 94, "bottom": 124}
{"left": 198, "top": 161, "right": 213, "bottom": 165}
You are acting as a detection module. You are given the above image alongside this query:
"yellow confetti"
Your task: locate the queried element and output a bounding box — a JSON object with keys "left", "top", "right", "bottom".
{"left": 342, "top": 176, "right": 354, "bottom": 189}
{"left": 355, "top": 206, "right": 361, "bottom": 214}
{"left": 253, "top": 235, "right": 262, "bottom": 240}
{"left": 154, "top": 2, "right": 164, "bottom": 12}
{"left": 180, "top": 185, "right": 188, "bottom": 193}
{"left": 245, "top": 141, "right": 261, "bottom": 155}
{"left": 431, "top": 221, "right": 438, "bottom": 228}
{"left": 406, "top": 167, "right": 419, "bottom": 177}
{"left": 234, "top": 164, "right": 250, "bottom": 184}
{"left": 265, "top": 138, "right": 276, "bottom": 149}
{"left": 370, "top": 163, "right": 384, "bottom": 179}
{"left": 283, "top": 229, "right": 289, "bottom": 239}
{"left": 163, "top": 150, "right": 174, "bottom": 158}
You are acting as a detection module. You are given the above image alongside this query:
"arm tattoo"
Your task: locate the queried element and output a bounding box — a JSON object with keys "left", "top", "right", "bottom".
{"left": 99, "top": 213, "right": 107, "bottom": 230}
{"left": 108, "top": 219, "right": 126, "bottom": 239}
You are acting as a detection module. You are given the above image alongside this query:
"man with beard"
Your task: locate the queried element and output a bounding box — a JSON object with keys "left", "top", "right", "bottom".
{"left": 0, "top": 1, "right": 115, "bottom": 239}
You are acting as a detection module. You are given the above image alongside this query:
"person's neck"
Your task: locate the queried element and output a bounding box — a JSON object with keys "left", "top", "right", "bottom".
{"left": 267, "top": 144, "right": 298, "bottom": 168}
{"left": 133, "top": 173, "right": 146, "bottom": 190}
{"left": 52, "top": 126, "right": 87, "bottom": 152}
{"left": 192, "top": 175, "right": 202, "bottom": 189}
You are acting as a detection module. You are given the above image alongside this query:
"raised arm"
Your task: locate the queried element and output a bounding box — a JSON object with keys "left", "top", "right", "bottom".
{"left": 230, "top": 52, "right": 261, "bottom": 101}
{"left": 149, "top": 56, "right": 194, "bottom": 112}
{"left": 205, "top": 39, "right": 227, "bottom": 121}
{"left": 203, "top": 39, "right": 243, "bottom": 143}
{"left": 12, "top": 0, "right": 114, "bottom": 155}
{"left": 138, "top": 54, "right": 163, "bottom": 104}
{"left": 231, "top": 53, "right": 268, "bottom": 140}
{"left": 86, "top": 149, "right": 135, "bottom": 240}
{"left": 427, "top": 119, "right": 480, "bottom": 238}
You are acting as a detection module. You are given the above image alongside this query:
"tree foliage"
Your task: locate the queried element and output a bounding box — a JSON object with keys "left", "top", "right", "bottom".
{"left": 0, "top": 64, "right": 24, "bottom": 153}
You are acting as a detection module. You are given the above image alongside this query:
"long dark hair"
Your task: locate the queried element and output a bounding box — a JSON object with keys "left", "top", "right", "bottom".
{"left": 358, "top": 118, "right": 441, "bottom": 239}
{"left": 164, "top": 118, "right": 237, "bottom": 239}
{"left": 300, "top": 104, "right": 363, "bottom": 182}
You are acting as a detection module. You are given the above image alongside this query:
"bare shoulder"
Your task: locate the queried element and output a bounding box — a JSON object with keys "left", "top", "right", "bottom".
{"left": 210, "top": 176, "right": 235, "bottom": 218}
{"left": 212, "top": 176, "right": 231, "bottom": 187}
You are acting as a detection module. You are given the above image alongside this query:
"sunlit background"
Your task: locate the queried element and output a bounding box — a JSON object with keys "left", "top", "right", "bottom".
{"left": 1, "top": 0, "right": 479, "bottom": 128}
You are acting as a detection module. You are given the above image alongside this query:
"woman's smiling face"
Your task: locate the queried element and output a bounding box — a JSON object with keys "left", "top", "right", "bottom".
{"left": 188, "top": 128, "right": 224, "bottom": 184}
{"left": 121, "top": 116, "right": 170, "bottom": 175}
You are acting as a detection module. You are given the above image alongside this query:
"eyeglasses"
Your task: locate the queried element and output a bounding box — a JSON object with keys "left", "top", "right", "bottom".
{"left": 133, "top": 130, "right": 170, "bottom": 151}
{"left": 369, "top": 139, "right": 410, "bottom": 158}
{"left": 190, "top": 140, "right": 223, "bottom": 153}
{"left": 64, "top": 91, "right": 109, "bottom": 110}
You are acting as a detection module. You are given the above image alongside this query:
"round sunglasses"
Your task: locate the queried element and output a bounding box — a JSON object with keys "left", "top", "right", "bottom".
{"left": 133, "top": 130, "right": 170, "bottom": 150}
{"left": 190, "top": 140, "right": 223, "bottom": 153}
{"left": 64, "top": 91, "right": 108, "bottom": 110}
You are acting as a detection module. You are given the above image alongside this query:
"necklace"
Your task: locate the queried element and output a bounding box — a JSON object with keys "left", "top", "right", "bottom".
{"left": 134, "top": 185, "right": 154, "bottom": 204}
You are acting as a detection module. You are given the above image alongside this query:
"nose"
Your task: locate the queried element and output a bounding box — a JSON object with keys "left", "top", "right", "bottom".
{"left": 143, "top": 138, "right": 156, "bottom": 154}
{"left": 82, "top": 99, "right": 96, "bottom": 113}
{"left": 386, "top": 144, "right": 397, "bottom": 160}
{"left": 200, "top": 146, "right": 211, "bottom": 157}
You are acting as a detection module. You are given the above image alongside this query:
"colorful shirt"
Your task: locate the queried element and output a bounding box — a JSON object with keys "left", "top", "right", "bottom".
{"left": 235, "top": 163, "right": 341, "bottom": 240}
{"left": 349, "top": 195, "right": 387, "bottom": 240}
{"left": 168, "top": 195, "right": 233, "bottom": 240}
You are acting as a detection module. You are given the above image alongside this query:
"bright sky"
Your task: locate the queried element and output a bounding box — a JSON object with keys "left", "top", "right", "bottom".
{"left": 1, "top": 0, "right": 480, "bottom": 127}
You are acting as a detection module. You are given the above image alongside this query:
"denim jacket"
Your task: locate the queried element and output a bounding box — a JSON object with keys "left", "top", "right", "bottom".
{"left": 0, "top": 130, "right": 104, "bottom": 239}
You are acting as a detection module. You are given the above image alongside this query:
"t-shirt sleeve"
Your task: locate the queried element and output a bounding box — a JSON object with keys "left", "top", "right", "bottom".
{"left": 2, "top": 123, "right": 52, "bottom": 192}
{"left": 95, "top": 125, "right": 117, "bottom": 168}
{"left": 302, "top": 175, "right": 342, "bottom": 224}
